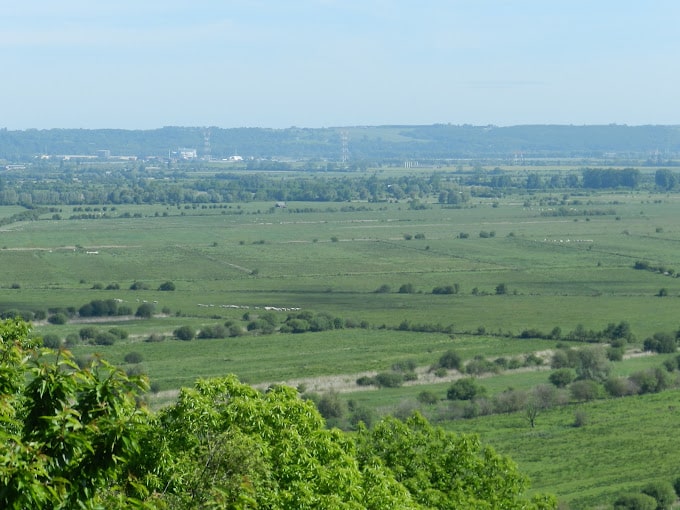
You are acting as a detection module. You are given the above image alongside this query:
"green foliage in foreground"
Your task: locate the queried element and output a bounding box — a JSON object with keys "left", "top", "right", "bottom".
{"left": 0, "top": 319, "right": 556, "bottom": 509}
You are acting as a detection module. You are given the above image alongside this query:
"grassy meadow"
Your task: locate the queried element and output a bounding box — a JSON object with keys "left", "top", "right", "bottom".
{"left": 3, "top": 185, "right": 680, "bottom": 507}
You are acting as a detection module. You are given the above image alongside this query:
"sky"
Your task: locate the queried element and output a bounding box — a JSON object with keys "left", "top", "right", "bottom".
{"left": 2, "top": 0, "right": 679, "bottom": 129}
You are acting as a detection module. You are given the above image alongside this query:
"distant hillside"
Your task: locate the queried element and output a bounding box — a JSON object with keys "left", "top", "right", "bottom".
{"left": 1, "top": 124, "right": 679, "bottom": 162}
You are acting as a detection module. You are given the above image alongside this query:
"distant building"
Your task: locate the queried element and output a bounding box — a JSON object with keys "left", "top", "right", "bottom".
{"left": 96, "top": 149, "right": 111, "bottom": 159}
{"left": 178, "top": 148, "right": 197, "bottom": 160}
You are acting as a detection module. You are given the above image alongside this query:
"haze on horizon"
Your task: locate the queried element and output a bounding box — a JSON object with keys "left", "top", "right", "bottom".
{"left": 2, "top": 0, "right": 679, "bottom": 131}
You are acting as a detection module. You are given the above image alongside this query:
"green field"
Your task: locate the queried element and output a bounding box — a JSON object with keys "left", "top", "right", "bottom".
{"left": 4, "top": 186, "right": 680, "bottom": 507}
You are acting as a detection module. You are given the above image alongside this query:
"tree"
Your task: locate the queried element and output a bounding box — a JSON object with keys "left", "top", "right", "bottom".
{"left": 398, "top": 283, "right": 416, "bottom": 294}
{"left": 643, "top": 332, "right": 676, "bottom": 353}
{"left": 0, "top": 319, "right": 149, "bottom": 509}
{"left": 438, "top": 350, "right": 462, "bottom": 370}
{"left": 549, "top": 368, "right": 575, "bottom": 388}
{"left": 447, "top": 377, "right": 485, "bottom": 400}
{"left": 174, "top": 325, "right": 195, "bottom": 341}
{"left": 355, "top": 413, "right": 556, "bottom": 509}
{"left": 159, "top": 280, "right": 176, "bottom": 291}
{"left": 575, "top": 346, "right": 611, "bottom": 382}
{"left": 495, "top": 283, "right": 508, "bottom": 295}
{"left": 135, "top": 302, "right": 155, "bottom": 318}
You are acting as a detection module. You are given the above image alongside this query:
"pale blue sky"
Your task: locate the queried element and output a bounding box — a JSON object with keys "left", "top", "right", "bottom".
{"left": 2, "top": 0, "right": 679, "bottom": 129}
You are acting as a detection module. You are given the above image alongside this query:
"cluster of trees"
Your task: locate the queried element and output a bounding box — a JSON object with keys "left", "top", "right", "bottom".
{"left": 78, "top": 299, "right": 155, "bottom": 319}
{"left": 0, "top": 319, "right": 555, "bottom": 509}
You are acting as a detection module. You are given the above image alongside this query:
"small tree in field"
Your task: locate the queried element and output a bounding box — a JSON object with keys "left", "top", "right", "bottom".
{"left": 447, "top": 378, "right": 485, "bottom": 401}
{"left": 135, "top": 303, "right": 155, "bottom": 318}
{"left": 174, "top": 325, "right": 195, "bottom": 341}
{"left": 438, "top": 350, "right": 462, "bottom": 370}
{"left": 159, "top": 281, "right": 176, "bottom": 291}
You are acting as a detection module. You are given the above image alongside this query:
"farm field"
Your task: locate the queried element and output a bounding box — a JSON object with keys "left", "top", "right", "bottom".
{"left": 4, "top": 185, "right": 680, "bottom": 507}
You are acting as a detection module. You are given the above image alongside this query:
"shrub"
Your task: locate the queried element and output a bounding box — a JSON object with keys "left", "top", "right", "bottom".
{"left": 94, "top": 332, "right": 117, "bottom": 346}
{"left": 493, "top": 388, "right": 527, "bottom": 414}
{"left": 629, "top": 368, "right": 670, "bottom": 394}
{"left": 607, "top": 346, "right": 625, "bottom": 361}
{"left": 640, "top": 481, "right": 676, "bottom": 510}
{"left": 604, "top": 377, "right": 638, "bottom": 397}
{"left": 79, "top": 326, "right": 98, "bottom": 341}
{"left": 145, "top": 333, "right": 166, "bottom": 343}
{"left": 174, "top": 325, "right": 195, "bottom": 341}
{"left": 417, "top": 391, "right": 439, "bottom": 405}
{"left": 374, "top": 284, "right": 391, "bottom": 293}
{"left": 613, "top": 493, "right": 657, "bottom": 510}
{"left": 356, "top": 376, "right": 376, "bottom": 386}
{"left": 135, "top": 303, "right": 155, "bottom": 318}
{"left": 447, "top": 378, "right": 485, "bottom": 401}
{"left": 129, "top": 281, "right": 149, "bottom": 290}
{"left": 570, "top": 379, "right": 600, "bottom": 401}
{"left": 47, "top": 313, "right": 68, "bottom": 325}
{"left": 438, "top": 350, "right": 462, "bottom": 370}
{"left": 643, "top": 332, "right": 677, "bottom": 353}
{"left": 41, "top": 334, "right": 62, "bottom": 349}
{"left": 198, "top": 324, "right": 228, "bottom": 339}
{"left": 124, "top": 352, "right": 144, "bottom": 364}
{"left": 573, "top": 410, "right": 588, "bottom": 428}
{"left": 465, "top": 356, "right": 498, "bottom": 375}
{"left": 108, "top": 327, "right": 128, "bottom": 339}
{"left": 105, "top": 283, "right": 120, "bottom": 290}
{"left": 316, "top": 391, "right": 345, "bottom": 420}
{"left": 398, "top": 283, "right": 415, "bottom": 294}
{"left": 549, "top": 368, "right": 575, "bottom": 388}
{"left": 159, "top": 281, "right": 176, "bottom": 291}
{"left": 375, "top": 372, "right": 404, "bottom": 388}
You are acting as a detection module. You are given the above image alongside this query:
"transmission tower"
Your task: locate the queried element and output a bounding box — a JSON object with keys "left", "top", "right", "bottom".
{"left": 203, "top": 128, "right": 211, "bottom": 161}
{"left": 341, "top": 131, "right": 349, "bottom": 164}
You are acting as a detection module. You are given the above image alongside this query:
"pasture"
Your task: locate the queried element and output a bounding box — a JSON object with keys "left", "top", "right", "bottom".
{"left": 3, "top": 185, "right": 680, "bottom": 507}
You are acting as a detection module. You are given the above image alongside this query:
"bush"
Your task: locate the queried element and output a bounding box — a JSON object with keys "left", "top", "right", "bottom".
{"left": 398, "top": 283, "right": 415, "bottom": 294}
{"left": 159, "top": 281, "right": 176, "bottom": 291}
{"left": 573, "top": 410, "right": 588, "bottom": 428}
{"left": 438, "top": 350, "right": 462, "bottom": 370}
{"left": 198, "top": 324, "right": 228, "bottom": 339}
{"left": 145, "top": 333, "right": 165, "bottom": 343}
{"left": 465, "top": 356, "right": 498, "bottom": 375}
{"left": 375, "top": 372, "right": 404, "bottom": 388}
{"left": 94, "top": 332, "right": 117, "bottom": 346}
{"left": 135, "top": 303, "right": 155, "bottom": 318}
{"left": 316, "top": 391, "right": 345, "bottom": 420}
{"left": 613, "top": 493, "right": 657, "bottom": 510}
{"left": 41, "top": 334, "right": 62, "bottom": 349}
{"left": 374, "top": 284, "right": 391, "bottom": 293}
{"left": 640, "top": 481, "right": 676, "bottom": 510}
{"left": 174, "top": 325, "right": 195, "bottom": 341}
{"left": 356, "top": 376, "right": 376, "bottom": 386}
{"left": 79, "top": 326, "right": 99, "bottom": 341}
{"left": 129, "top": 281, "right": 149, "bottom": 290}
{"left": 108, "top": 328, "right": 128, "bottom": 340}
{"left": 124, "top": 352, "right": 144, "bottom": 364}
{"left": 47, "top": 313, "right": 68, "bottom": 325}
{"left": 570, "top": 379, "right": 600, "bottom": 401}
{"left": 417, "top": 391, "right": 439, "bottom": 405}
{"left": 549, "top": 368, "right": 575, "bottom": 388}
{"left": 643, "top": 332, "right": 677, "bottom": 353}
{"left": 447, "top": 378, "right": 485, "bottom": 401}
{"left": 629, "top": 368, "right": 670, "bottom": 394}
{"left": 604, "top": 377, "right": 638, "bottom": 397}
